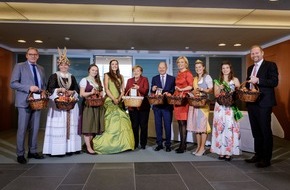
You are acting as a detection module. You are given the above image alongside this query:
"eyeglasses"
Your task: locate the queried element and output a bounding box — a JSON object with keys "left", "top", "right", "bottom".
{"left": 28, "top": 54, "right": 39, "bottom": 56}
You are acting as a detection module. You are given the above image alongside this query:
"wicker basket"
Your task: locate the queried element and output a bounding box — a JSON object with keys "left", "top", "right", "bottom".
{"left": 237, "top": 81, "right": 260, "bottom": 102}
{"left": 55, "top": 96, "right": 77, "bottom": 111}
{"left": 216, "top": 91, "right": 235, "bottom": 107}
{"left": 85, "top": 95, "right": 104, "bottom": 107}
{"left": 27, "top": 91, "right": 49, "bottom": 110}
{"left": 122, "top": 88, "right": 144, "bottom": 107}
{"left": 166, "top": 93, "right": 186, "bottom": 106}
{"left": 187, "top": 95, "right": 207, "bottom": 107}
{"left": 147, "top": 95, "right": 164, "bottom": 105}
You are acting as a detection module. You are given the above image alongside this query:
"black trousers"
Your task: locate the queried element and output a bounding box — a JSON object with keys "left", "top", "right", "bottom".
{"left": 129, "top": 109, "right": 150, "bottom": 148}
{"left": 247, "top": 104, "right": 273, "bottom": 162}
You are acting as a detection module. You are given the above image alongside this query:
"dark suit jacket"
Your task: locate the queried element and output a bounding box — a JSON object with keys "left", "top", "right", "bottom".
{"left": 246, "top": 60, "right": 278, "bottom": 107}
{"left": 151, "top": 74, "right": 175, "bottom": 110}
{"left": 10, "top": 61, "right": 46, "bottom": 108}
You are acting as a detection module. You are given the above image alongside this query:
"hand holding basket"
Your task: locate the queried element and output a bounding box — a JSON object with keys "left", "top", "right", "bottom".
{"left": 237, "top": 81, "right": 260, "bottom": 102}
{"left": 122, "top": 87, "right": 144, "bottom": 107}
{"left": 27, "top": 91, "right": 49, "bottom": 110}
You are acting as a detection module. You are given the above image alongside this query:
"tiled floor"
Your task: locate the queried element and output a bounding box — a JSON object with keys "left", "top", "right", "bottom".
{"left": 1, "top": 129, "right": 290, "bottom": 190}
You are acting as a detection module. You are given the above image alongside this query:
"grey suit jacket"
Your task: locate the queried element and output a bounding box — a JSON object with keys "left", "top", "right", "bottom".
{"left": 10, "top": 61, "right": 46, "bottom": 108}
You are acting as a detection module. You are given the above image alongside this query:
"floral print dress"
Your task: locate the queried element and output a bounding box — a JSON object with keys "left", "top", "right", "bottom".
{"left": 210, "top": 80, "right": 240, "bottom": 156}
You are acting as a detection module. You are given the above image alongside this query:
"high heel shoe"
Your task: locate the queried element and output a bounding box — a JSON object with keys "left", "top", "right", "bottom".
{"left": 192, "top": 149, "right": 199, "bottom": 155}
{"left": 218, "top": 155, "right": 225, "bottom": 160}
{"left": 195, "top": 149, "right": 206, "bottom": 156}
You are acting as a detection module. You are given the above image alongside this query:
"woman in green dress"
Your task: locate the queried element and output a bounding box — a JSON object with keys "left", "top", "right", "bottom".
{"left": 93, "top": 59, "right": 135, "bottom": 154}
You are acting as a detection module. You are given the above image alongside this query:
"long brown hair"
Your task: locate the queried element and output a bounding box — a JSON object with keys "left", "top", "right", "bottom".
{"left": 219, "top": 60, "right": 235, "bottom": 82}
{"left": 106, "top": 59, "right": 123, "bottom": 92}
{"left": 88, "top": 64, "right": 103, "bottom": 91}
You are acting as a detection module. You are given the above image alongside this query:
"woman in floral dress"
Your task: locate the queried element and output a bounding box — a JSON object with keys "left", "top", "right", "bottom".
{"left": 210, "top": 60, "right": 241, "bottom": 161}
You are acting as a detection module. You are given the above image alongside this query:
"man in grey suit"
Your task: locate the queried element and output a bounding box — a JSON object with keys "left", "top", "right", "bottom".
{"left": 10, "top": 47, "right": 46, "bottom": 164}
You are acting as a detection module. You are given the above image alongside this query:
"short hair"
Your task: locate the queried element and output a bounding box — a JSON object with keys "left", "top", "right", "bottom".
{"left": 26, "top": 47, "right": 39, "bottom": 54}
{"left": 132, "top": 65, "right": 143, "bottom": 73}
{"left": 176, "top": 56, "right": 189, "bottom": 69}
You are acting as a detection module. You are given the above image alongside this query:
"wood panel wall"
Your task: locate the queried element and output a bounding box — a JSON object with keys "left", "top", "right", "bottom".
{"left": 246, "top": 40, "right": 290, "bottom": 139}
{"left": 0, "top": 48, "right": 14, "bottom": 131}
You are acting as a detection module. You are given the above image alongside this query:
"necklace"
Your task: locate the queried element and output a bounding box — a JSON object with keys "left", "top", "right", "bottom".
{"left": 56, "top": 71, "right": 72, "bottom": 90}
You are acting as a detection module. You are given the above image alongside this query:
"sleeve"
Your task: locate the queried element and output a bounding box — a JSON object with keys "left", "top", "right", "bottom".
{"left": 46, "top": 74, "right": 59, "bottom": 94}
{"left": 259, "top": 62, "right": 279, "bottom": 88}
{"left": 205, "top": 75, "right": 213, "bottom": 89}
{"left": 138, "top": 77, "right": 149, "bottom": 96}
{"left": 79, "top": 78, "right": 87, "bottom": 88}
{"left": 71, "top": 75, "right": 80, "bottom": 94}
{"left": 186, "top": 71, "right": 194, "bottom": 87}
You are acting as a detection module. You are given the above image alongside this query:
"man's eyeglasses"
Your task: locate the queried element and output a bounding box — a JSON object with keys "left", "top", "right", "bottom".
{"left": 28, "top": 54, "right": 39, "bottom": 56}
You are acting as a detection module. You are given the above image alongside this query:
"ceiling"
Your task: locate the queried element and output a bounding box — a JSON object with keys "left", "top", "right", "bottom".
{"left": 1, "top": 0, "right": 290, "bottom": 53}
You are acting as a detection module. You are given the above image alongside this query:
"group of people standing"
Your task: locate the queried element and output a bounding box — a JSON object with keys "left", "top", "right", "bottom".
{"left": 10, "top": 45, "right": 278, "bottom": 168}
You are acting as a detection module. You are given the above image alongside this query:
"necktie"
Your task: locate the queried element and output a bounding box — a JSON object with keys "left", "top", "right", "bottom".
{"left": 252, "top": 63, "right": 258, "bottom": 77}
{"left": 161, "top": 75, "right": 165, "bottom": 88}
{"left": 32, "top": 64, "right": 39, "bottom": 87}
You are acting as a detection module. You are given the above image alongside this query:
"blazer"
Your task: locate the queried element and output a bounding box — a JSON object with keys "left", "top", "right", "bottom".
{"left": 125, "top": 75, "right": 150, "bottom": 111}
{"left": 246, "top": 60, "right": 278, "bottom": 107}
{"left": 10, "top": 61, "right": 46, "bottom": 108}
{"left": 151, "top": 74, "right": 175, "bottom": 110}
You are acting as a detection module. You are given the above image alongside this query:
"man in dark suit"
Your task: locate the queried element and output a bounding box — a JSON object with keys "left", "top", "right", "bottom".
{"left": 151, "top": 62, "right": 175, "bottom": 152}
{"left": 10, "top": 47, "right": 46, "bottom": 164}
{"left": 245, "top": 45, "right": 279, "bottom": 168}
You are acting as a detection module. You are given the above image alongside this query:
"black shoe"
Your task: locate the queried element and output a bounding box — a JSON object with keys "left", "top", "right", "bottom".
{"left": 27, "top": 152, "right": 44, "bottom": 159}
{"left": 218, "top": 156, "right": 225, "bottom": 160}
{"left": 66, "top": 152, "right": 73, "bottom": 156}
{"left": 255, "top": 161, "right": 271, "bottom": 168}
{"left": 166, "top": 147, "right": 171, "bottom": 152}
{"left": 154, "top": 145, "right": 163, "bottom": 151}
{"left": 141, "top": 146, "right": 146, "bottom": 149}
{"left": 175, "top": 148, "right": 186, "bottom": 154}
{"left": 225, "top": 156, "right": 232, "bottom": 161}
{"left": 245, "top": 155, "right": 260, "bottom": 163}
{"left": 17, "top": 156, "right": 27, "bottom": 164}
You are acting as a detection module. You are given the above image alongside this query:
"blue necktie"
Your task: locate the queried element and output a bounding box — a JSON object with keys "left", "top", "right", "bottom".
{"left": 32, "top": 64, "right": 39, "bottom": 87}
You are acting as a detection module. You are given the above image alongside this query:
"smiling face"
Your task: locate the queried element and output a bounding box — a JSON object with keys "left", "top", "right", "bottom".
{"left": 26, "top": 49, "right": 39, "bottom": 64}
{"left": 58, "top": 62, "right": 69, "bottom": 73}
{"left": 158, "top": 62, "right": 167, "bottom": 75}
{"left": 177, "top": 58, "right": 187, "bottom": 71}
{"left": 250, "top": 46, "right": 264, "bottom": 63}
{"left": 221, "top": 64, "right": 231, "bottom": 75}
{"left": 133, "top": 67, "right": 142, "bottom": 78}
{"left": 89, "top": 65, "right": 99, "bottom": 77}
{"left": 110, "top": 60, "right": 119, "bottom": 72}
{"left": 195, "top": 63, "right": 205, "bottom": 75}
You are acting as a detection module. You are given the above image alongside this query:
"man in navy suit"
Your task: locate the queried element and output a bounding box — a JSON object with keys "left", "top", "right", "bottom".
{"left": 245, "top": 45, "right": 279, "bottom": 168}
{"left": 10, "top": 47, "right": 46, "bottom": 164}
{"left": 151, "top": 62, "right": 175, "bottom": 152}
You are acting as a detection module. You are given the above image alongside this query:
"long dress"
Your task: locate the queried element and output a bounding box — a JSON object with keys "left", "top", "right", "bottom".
{"left": 92, "top": 78, "right": 135, "bottom": 154}
{"left": 79, "top": 78, "right": 104, "bottom": 135}
{"left": 187, "top": 75, "right": 213, "bottom": 133}
{"left": 43, "top": 72, "right": 82, "bottom": 155}
{"left": 210, "top": 80, "right": 240, "bottom": 156}
{"left": 173, "top": 70, "right": 194, "bottom": 120}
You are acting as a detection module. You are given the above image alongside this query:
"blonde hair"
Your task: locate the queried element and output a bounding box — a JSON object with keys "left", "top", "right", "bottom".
{"left": 132, "top": 65, "right": 143, "bottom": 73}
{"left": 176, "top": 56, "right": 189, "bottom": 69}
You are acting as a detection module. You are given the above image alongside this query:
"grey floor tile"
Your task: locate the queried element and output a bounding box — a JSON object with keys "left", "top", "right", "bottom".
{"left": 85, "top": 168, "right": 135, "bottom": 190}
{"left": 191, "top": 161, "right": 232, "bottom": 167}
{"left": 230, "top": 160, "right": 282, "bottom": 173}
{"left": 0, "top": 164, "right": 34, "bottom": 170}
{"left": 136, "top": 175, "right": 187, "bottom": 190}
{"left": 247, "top": 172, "right": 290, "bottom": 190}
{"left": 22, "top": 163, "right": 74, "bottom": 177}
{"left": 57, "top": 184, "right": 84, "bottom": 190}
{"left": 211, "top": 181, "right": 267, "bottom": 190}
{"left": 0, "top": 170, "right": 26, "bottom": 189}
{"left": 2, "top": 176, "right": 63, "bottom": 190}
{"left": 135, "top": 162, "right": 177, "bottom": 175}
{"left": 62, "top": 163, "right": 94, "bottom": 184}
{"left": 197, "top": 165, "right": 251, "bottom": 182}
{"left": 94, "top": 162, "right": 133, "bottom": 169}
{"left": 173, "top": 162, "right": 214, "bottom": 190}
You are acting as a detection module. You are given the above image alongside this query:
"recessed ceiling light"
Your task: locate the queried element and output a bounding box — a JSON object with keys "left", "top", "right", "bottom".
{"left": 17, "top": 40, "right": 26, "bottom": 43}
{"left": 269, "top": 0, "right": 278, "bottom": 2}
{"left": 185, "top": 46, "right": 189, "bottom": 50}
{"left": 234, "top": 43, "right": 242, "bottom": 47}
{"left": 64, "top": 37, "right": 70, "bottom": 41}
{"left": 218, "top": 43, "right": 226, "bottom": 46}
{"left": 35, "top": 40, "right": 43, "bottom": 43}
{"left": 131, "top": 46, "right": 135, "bottom": 50}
